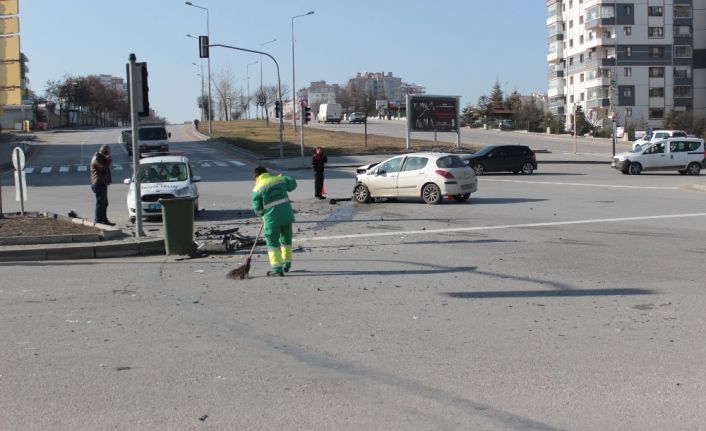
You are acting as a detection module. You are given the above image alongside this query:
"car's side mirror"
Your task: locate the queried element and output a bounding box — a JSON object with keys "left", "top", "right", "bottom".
{"left": 123, "top": 178, "right": 131, "bottom": 185}
{"left": 192, "top": 175, "right": 201, "bottom": 183}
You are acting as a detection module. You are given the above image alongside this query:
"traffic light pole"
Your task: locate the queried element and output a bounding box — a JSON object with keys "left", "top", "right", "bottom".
{"left": 300, "top": 101, "right": 305, "bottom": 158}
{"left": 208, "top": 44, "right": 284, "bottom": 157}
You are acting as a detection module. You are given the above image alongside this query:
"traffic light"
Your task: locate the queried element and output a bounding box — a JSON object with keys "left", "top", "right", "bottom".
{"left": 304, "top": 106, "right": 312, "bottom": 124}
{"left": 274, "top": 100, "right": 281, "bottom": 118}
{"left": 199, "top": 35, "right": 209, "bottom": 58}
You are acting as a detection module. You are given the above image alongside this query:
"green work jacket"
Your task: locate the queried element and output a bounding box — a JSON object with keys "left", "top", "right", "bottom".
{"left": 252, "top": 172, "right": 297, "bottom": 228}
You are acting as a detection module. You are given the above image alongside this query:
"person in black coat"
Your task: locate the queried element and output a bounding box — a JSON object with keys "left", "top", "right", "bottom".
{"left": 311, "top": 147, "right": 327, "bottom": 199}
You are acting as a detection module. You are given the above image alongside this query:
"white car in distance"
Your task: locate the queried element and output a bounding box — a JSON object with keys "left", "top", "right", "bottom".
{"left": 124, "top": 154, "right": 200, "bottom": 221}
{"left": 353, "top": 152, "right": 477, "bottom": 204}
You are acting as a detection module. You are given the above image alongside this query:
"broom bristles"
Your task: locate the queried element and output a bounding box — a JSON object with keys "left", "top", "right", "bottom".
{"left": 226, "top": 257, "right": 251, "bottom": 280}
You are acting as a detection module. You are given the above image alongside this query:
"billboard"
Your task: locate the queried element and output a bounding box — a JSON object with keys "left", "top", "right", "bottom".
{"left": 409, "top": 95, "right": 459, "bottom": 132}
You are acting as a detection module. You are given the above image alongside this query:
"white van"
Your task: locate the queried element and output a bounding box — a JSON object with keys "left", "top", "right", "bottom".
{"left": 613, "top": 137, "right": 705, "bottom": 175}
{"left": 317, "top": 103, "right": 342, "bottom": 123}
{"left": 632, "top": 130, "right": 687, "bottom": 150}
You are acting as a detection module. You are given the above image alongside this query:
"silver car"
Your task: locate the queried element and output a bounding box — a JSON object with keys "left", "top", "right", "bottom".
{"left": 353, "top": 152, "right": 477, "bottom": 204}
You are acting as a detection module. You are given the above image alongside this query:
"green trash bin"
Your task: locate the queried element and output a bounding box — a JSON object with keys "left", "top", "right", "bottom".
{"left": 159, "top": 197, "right": 195, "bottom": 255}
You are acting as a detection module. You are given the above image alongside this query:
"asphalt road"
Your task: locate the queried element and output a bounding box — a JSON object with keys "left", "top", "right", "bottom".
{"left": 1, "top": 126, "right": 706, "bottom": 430}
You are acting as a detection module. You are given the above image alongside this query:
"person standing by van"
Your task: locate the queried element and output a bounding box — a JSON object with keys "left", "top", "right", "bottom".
{"left": 312, "top": 147, "right": 328, "bottom": 199}
{"left": 90, "top": 145, "right": 114, "bottom": 226}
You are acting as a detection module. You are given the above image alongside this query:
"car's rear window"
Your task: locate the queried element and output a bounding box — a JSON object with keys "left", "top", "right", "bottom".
{"left": 436, "top": 155, "right": 466, "bottom": 168}
{"left": 473, "top": 146, "right": 496, "bottom": 156}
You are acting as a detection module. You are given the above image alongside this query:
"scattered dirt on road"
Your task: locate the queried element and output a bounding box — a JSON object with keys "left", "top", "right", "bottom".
{"left": 0, "top": 214, "right": 103, "bottom": 237}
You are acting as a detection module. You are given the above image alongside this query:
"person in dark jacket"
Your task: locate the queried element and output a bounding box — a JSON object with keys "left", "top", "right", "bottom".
{"left": 90, "top": 145, "right": 114, "bottom": 226}
{"left": 312, "top": 147, "right": 327, "bottom": 199}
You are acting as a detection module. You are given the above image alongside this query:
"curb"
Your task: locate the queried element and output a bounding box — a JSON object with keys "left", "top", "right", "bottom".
{"left": 0, "top": 237, "right": 165, "bottom": 262}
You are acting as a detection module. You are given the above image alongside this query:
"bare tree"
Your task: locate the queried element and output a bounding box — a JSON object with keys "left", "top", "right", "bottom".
{"left": 255, "top": 84, "right": 287, "bottom": 125}
{"left": 213, "top": 67, "right": 239, "bottom": 120}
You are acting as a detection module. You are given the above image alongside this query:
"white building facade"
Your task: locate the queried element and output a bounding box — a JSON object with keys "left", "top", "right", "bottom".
{"left": 547, "top": 0, "right": 706, "bottom": 130}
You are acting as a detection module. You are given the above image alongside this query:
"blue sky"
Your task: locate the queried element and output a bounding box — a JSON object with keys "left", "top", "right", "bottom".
{"left": 19, "top": 1, "right": 548, "bottom": 123}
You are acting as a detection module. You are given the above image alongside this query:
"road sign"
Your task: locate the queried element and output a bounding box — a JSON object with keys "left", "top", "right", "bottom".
{"left": 12, "top": 146, "right": 25, "bottom": 170}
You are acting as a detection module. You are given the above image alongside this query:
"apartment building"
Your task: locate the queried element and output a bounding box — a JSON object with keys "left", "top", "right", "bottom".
{"left": 348, "top": 72, "right": 403, "bottom": 104}
{"left": 547, "top": 0, "right": 706, "bottom": 130}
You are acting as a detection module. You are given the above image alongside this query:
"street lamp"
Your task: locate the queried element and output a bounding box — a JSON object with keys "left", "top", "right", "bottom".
{"left": 246, "top": 61, "right": 258, "bottom": 120}
{"left": 260, "top": 38, "right": 276, "bottom": 120}
{"left": 185, "top": 1, "right": 212, "bottom": 134}
{"left": 291, "top": 10, "right": 314, "bottom": 130}
{"left": 191, "top": 61, "right": 205, "bottom": 121}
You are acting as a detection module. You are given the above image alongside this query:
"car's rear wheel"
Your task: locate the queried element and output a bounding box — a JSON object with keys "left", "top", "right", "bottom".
{"left": 521, "top": 162, "right": 534, "bottom": 175}
{"left": 353, "top": 184, "right": 371, "bottom": 203}
{"left": 472, "top": 164, "right": 484, "bottom": 176}
{"left": 421, "top": 183, "right": 442, "bottom": 205}
{"left": 452, "top": 193, "right": 471, "bottom": 202}
{"left": 628, "top": 162, "right": 642, "bottom": 175}
{"left": 686, "top": 162, "right": 701, "bottom": 176}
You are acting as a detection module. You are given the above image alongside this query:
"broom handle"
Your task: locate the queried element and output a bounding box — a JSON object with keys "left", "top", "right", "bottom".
{"left": 247, "top": 222, "right": 264, "bottom": 259}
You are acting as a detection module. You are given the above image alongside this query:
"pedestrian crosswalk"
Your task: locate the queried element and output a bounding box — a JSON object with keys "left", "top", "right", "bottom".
{"left": 19, "top": 160, "right": 248, "bottom": 175}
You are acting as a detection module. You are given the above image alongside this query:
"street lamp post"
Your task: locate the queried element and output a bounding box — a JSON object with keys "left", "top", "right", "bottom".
{"left": 185, "top": 1, "right": 212, "bottom": 134}
{"left": 246, "top": 61, "right": 258, "bottom": 120}
{"left": 260, "top": 38, "right": 276, "bottom": 121}
{"left": 192, "top": 61, "right": 204, "bottom": 121}
{"left": 291, "top": 11, "right": 314, "bottom": 131}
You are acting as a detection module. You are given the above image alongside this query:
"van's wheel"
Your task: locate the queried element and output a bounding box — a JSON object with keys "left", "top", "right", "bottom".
{"left": 628, "top": 162, "right": 642, "bottom": 175}
{"left": 472, "top": 164, "right": 484, "bottom": 176}
{"left": 687, "top": 162, "right": 701, "bottom": 176}
{"left": 421, "top": 183, "right": 442, "bottom": 205}
{"left": 521, "top": 162, "right": 534, "bottom": 175}
{"left": 452, "top": 193, "right": 471, "bottom": 202}
{"left": 353, "top": 184, "right": 371, "bottom": 203}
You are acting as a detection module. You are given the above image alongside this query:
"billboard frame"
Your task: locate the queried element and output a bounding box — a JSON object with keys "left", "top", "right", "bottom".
{"left": 405, "top": 94, "right": 461, "bottom": 150}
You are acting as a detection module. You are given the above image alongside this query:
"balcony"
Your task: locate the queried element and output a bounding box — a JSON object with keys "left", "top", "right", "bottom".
{"left": 548, "top": 65, "right": 565, "bottom": 79}
{"left": 674, "top": 97, "right": 693, "bottom": 107}
{"left": 548, "top": 85, "right": 565, "bottom": 98}
{"left": 585, "top": 76, "right": 611, "bottom": 89}
{"left": 585, "top": 98, "right": 610, "bottom": 109}
{"left": 585, "top": 17, "right": 614, "bottom": 30}
{"left": 547, "top": 50, "right": 563, "bottom": 64}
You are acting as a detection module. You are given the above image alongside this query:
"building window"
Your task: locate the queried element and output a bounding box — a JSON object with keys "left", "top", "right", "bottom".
{"left": 624, "top": 67, "right": 632, "bottom": 77}
{"left": 649, "top": 67, "right": 665, "bottom": 78}
{"left": 569, "top": 20, "right": 573, "bottom": 29}
{"left": 648, "top": 6, "right": 663, "bottom": 16}
{"left": 674, "top": 45, "right": 692, "bottom": 58}
{"left": 580, "top": 35, "right": 584, "bottom": 44}
{"left": 580, "top": 54, "right": 584, "bottom": 63}
{"left": 649, "top": 108, "right": 664, "bottom": 119}
{"left": 569, "top": 57, "right": 574, "bottom": 66}
{"left": 648, "top": 27, "right": 664, "bottom": 38}
{"left": 625, "top": 108, "right": 632, "bottom": 117}
{"left": 570, "top": 95, "right": 574, "bottom": 103}
{"left": 570, "top": 76, "right": 574, "bottom": 85}
{"left": 649, "top": 47, "right": 664, "bottom": 58}
{"left": 579, "top": 15, "right": 584, "bottom": 24}
{"left": 649, "top": 87, "right": 665, "bottom": 98}
{"left": 580, "top": 93, "right": 584, "bottom": 101}
{"left": 624, "top": 26, "right": 631, "bottom": 36}
{"left": 674, "top": 5, "right": 692, "bottom": 18}
{"left": 622, "top": 87, "right": 632, "bottom": 97}
{"left": 623, "top": 5, "right": 632, "bottom": 16}
{"left": 625, "top": 47, "right": 632, "bottom": 57}
{"left": 674, "top": 26, "right": 692, "bottom": 37}
{"left": 674, "top": 66, "right": 692, "bottom": 79}
{"left": 569, "top": 39, "right": 574, "bottom": 48}
{"left": 580, "top": 73, "right": 584, "bottom": 82}
{"left": 674, "top": 86, "right": 692, "bottom": 97}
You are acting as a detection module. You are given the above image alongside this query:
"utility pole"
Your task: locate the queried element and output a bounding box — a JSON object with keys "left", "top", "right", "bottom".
{"left": 128, "top": 53, "right": 144, "bottom": 237}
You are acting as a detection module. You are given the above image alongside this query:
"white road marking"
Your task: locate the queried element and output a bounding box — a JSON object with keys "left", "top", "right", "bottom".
{"left": 482, "top": 178, "right": 678, "bottom": 190}
{"left": 77, "top": 166, "right": 87, "bottom": 172}
{"left": 59, "top": 166, "right": 69, "bottom": 173}
{"left": 200, "top": 162, "right": 211, "bottom": 167}
{"left": 300, "top": 213, "right": 706, "bottom": 242}
{"left": 229, "top": 160, "right": 246, "bottom": 166}
{"left": 214, "top": 161, "right": 228, "bottom": 167}
{"left": 112, "top": 164, "right": 123, "bottom": 170}
{"left": 24, "top": 167, "right": 35, "bottom": 174}
{"left": 40, "top": 167, "right": 52, "bottom": 174}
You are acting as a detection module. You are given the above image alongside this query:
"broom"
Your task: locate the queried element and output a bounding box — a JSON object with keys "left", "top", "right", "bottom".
{"left": 226, "top": 222, "right": 264, "bottom": 280}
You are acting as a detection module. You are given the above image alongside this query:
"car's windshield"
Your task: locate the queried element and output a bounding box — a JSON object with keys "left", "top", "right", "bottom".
{"left": 473, "top": 146, "right": 497, "bottom": 156}
{"left": 139, "top": 127, "right": 168, "bottom": 140}
{"left": 139, "top": 162, "right": 187, "bottom": 183}
{"left": 436, "top": 155, "right": 466, "bottom": 168}
{"left": 631, "top": 143, "right": 648, "bottom": 152}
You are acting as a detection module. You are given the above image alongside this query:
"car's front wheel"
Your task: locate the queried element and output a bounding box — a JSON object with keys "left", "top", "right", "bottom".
{"left": 687, "top": 162, "right": 701, "bottom": 176}
{"left": 353, "top": 184, "right": 371, "bottom": 203}
{"left": 521, "top": 162, "right": 534, "bottom": 175}
{"left": 472, "top": 164, "right": 484, "bottom": 175}
{"left": 421, "top": 183, "right": 442, "bottom": 205}
{"left": 452, "top": 193, "right": 471, "bottom": 202}
{"left": 628, "top": 162, "right": 642, "bottom": 175}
